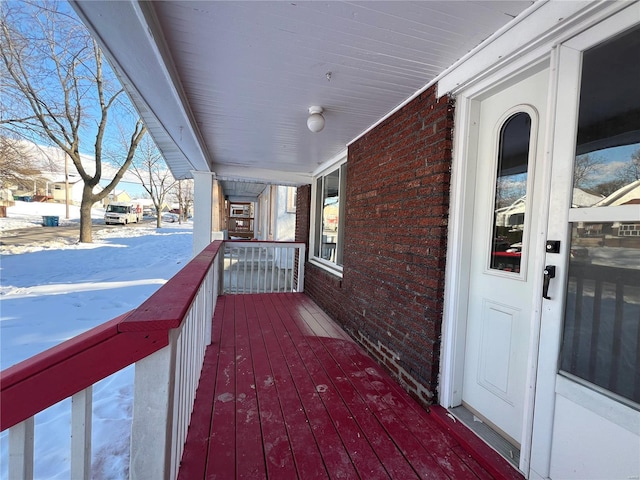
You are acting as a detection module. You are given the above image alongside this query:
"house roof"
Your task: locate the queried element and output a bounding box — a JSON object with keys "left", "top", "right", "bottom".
{"left": 13, "top": 139, "right": 143, "bottom": 186}
{"left": 596, "top": 179, "right": 640, "bottom": 207}
{"left": 70, "top": 0, "right": 537, "bottom": 199}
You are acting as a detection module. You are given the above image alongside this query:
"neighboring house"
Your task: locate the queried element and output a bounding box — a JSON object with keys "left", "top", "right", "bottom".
{"left": 103, "top": 190, "right": 132, "bottom": 206}
{"left": 581, "top": 180, "right": 640, "bottom": 243}
{"left": 495, "top": 197, "right": 526, "bottom": 230}
{"left": 6, "top": 139, "right": 143, "bottom": 201}
{"left": 255, "top": 185, "right": 296, "bottom": 242}
{"left": 253, "top": 185, "right": 298, "bottom": 268}
{"left": 49, "top": 176, "right": 101, "bottom": 205}
{"left": 135, "top": 197, "right": 166, "bottom": 216}
{"left": 572, "top": 187, "right": 604, "bottom": 207}
{"left": 44, "top": 2, "right": 640, "bottom": 478}
{"left": 596, "top": 178, "right": 640, "bottom": 207}
{"left": 0, "top": 188, "right": 15, "bottom": 217}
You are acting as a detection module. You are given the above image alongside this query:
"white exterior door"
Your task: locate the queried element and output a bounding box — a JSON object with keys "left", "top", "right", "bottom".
{"left": 462, "top": 68, "right": 548, "bottom": 447}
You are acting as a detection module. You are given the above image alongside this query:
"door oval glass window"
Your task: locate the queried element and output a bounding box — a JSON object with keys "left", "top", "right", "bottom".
{"left": 490, "top": 112, "right": 532, "bottom": 273}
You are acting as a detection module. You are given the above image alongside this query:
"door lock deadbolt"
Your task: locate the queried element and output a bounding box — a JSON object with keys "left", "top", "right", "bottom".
{"left": 546, "top": 240, "right": 561, "bottom": 254}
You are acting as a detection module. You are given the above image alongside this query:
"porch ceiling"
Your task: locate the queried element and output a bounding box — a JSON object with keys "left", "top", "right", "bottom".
{"left": 71, "top": 1, "right": 534, "bottom": 197}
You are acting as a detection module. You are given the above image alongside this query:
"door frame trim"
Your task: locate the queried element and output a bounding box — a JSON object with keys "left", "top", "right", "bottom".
{"left": 441, "top": 3, "right": 640, "bottom": 478}
{"left": 440, "top": 59, "right": 553, "bottom": 475}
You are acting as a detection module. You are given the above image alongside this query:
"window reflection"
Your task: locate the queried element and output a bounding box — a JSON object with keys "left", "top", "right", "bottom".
{"left": 572, "top": 25, "right": 640, "bottom": 207}
{"left": 313, "top": 164, "right": 345, "bottom": 267}
{"left": 490, "top": 112, "right": 531, "bottom": 273}
{"left": 321, "top": 169, "right": 340, "bottom": 262}
{"left": 560, "top": 222, "right": 640, "bottom": 405}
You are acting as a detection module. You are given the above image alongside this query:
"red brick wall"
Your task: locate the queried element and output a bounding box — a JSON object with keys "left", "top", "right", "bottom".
{"left": 297, "top": 85, "right": 454, "bottom": 406}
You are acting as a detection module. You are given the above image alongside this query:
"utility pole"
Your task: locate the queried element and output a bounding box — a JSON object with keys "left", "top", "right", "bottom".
{"left": 64, "top": 152, "right": 70, "bottom": 219}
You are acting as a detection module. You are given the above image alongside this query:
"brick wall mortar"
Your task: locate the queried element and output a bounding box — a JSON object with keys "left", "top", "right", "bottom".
{"left": 298, "top": 84, "right": 454, "bottom": 403}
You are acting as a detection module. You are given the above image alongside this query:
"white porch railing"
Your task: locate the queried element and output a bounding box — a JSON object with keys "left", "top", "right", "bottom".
{"left": 224, "top": 241, "right": 305, "bottom": 293}
{"left": 1, "top": 240, "right": 306, "bottom": 479}
{"left": 1, "top": 240, "right": 224, "bottom": 480}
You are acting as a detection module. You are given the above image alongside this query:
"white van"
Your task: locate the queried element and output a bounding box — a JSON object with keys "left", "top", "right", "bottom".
{"left": 104, "top": 202, "right": 143, "bottom": 225}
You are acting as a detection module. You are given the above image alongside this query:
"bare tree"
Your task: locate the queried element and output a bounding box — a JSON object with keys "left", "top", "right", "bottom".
{"left": 618, "top": 148, "right": 640, "bottom": 184}
{"left": 573, "top": 153, "right": 604, "bottom": 190}
{"left": 0, "top": 135, "right": 40, "bottom": 190}
{"left": 173, "top": 179, "right": 194, "bottom": 223}
{"left": 0, "top": 0, "right": 146, "bottom": 242}
{"left": 128, "top": 135, "right": 176, "bottom": 228}
{"left": 592, "top": 178, "right": 628, "bottom": 197}
{"left": 495, "top": 175, "right": 526, "bottom": 209}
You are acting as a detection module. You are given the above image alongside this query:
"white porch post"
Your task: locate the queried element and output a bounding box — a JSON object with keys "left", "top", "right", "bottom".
{"left": 192, "top": 171, "right": 214, "bottom": 256}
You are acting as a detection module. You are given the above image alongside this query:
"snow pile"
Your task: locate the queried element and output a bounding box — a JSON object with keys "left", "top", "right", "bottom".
{"left": 1, "top": 202, "right": 193, "bottom": 479}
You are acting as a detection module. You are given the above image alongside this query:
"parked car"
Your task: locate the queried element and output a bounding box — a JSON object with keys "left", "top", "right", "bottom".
{"left": 162, "top": 212, "right": 179, "bottom": 223}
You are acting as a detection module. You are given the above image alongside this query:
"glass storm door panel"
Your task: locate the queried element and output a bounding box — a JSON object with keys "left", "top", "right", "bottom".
{"left": 532, "top": 10, "right": 640, "bottom": 479}
{"left": 559, "top": 25, "right": 640, "bottom": 408}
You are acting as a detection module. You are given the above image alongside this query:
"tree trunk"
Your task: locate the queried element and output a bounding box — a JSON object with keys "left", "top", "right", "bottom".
{"left": 79, "top": 185, "right": 96, "bottom": 243}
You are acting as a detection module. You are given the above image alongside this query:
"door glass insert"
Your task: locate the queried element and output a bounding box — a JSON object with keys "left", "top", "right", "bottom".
{"left": 560, "top": 222, "right": 640, "bottom": 405}
{"left": 490, "top": 112, "right": 532, "bottom": 273}
{"left": 571, "top": 25, "right": 640, "bottom": 208}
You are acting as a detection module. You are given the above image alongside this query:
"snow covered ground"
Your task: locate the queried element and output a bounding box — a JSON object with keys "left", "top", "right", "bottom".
{"left": 0, "top": 200, "right": 105, "bottom": 232}
{"left": 1, "top": 201, "right": 193, "bottom": 479}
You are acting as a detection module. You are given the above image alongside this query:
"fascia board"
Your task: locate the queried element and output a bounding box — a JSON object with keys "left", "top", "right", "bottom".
{"left": 436, "top": 1, "right": 621, "bottom": 97}
{"left": 70, "top": 1, "right": 211, "bottom": 174}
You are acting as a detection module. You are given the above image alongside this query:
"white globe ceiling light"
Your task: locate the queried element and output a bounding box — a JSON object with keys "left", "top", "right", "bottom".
{"left": 307, "top": 106, "right": 325, "bottom": 133}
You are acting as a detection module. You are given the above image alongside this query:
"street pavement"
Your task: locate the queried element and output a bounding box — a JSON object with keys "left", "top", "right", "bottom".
{"left": 0, "top": 219, "right": 155, "bottom": 247}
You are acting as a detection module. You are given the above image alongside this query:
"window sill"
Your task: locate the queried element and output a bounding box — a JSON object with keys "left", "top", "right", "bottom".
{"left": 309, "top": 257, "right": 343, "bottom": 279}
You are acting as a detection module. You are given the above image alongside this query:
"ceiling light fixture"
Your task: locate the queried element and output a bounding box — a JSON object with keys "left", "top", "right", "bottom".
{"left": 307, "top": 106, "right": 325, "bottom": 133}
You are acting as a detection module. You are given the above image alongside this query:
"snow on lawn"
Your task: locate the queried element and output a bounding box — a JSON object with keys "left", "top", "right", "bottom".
{"left": 1, "top": 202, "right": 193, "bottom": 479}
{"left": 0, "top": 199, "right": 106, "bottom": 231}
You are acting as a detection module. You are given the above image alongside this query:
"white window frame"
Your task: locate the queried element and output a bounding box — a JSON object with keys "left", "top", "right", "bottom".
{"left": 309, "top": 154, "right": 347, "bottom": 277}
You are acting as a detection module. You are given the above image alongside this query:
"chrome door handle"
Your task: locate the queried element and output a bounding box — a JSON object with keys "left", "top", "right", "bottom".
{"left": 543, "top": 265, "right": 556, "bottom": 299}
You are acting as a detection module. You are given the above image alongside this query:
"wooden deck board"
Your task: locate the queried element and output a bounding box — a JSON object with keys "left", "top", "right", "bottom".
{"left": 179, "top": 293, "right": 524, "bottom": 480}
{"left": 244, "top": 296, "right": 299, "bottom": 479}
{"left": 206, "top": 297, "right": 238, "bottom": 478}
{"left": 267, "top": 296, "right": 387, "bottom": 479}
{"left": 255, "top": 295, "right": 330, "bottom": 479}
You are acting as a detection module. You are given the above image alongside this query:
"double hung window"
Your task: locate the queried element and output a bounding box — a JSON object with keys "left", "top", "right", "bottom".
{"left": 311, "top": 161, "right": 346, "bottom": 273}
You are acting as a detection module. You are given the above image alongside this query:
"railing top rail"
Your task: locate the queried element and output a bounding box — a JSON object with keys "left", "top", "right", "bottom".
{"left": 1, "top": 312, "right": 131, "bottom": 391}
{"left": 120, "top": 240, "right": 223, "bottom": 332}
{"left": 0, "top": 240, "right": 224, "bottom": 431}
{"left": 224, "top": 240, "right": 306, "bottom": 247}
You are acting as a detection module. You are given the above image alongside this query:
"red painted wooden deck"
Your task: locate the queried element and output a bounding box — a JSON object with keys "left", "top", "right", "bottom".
{"left": 178, "top": 293, "right": 523, "bottom": 480}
